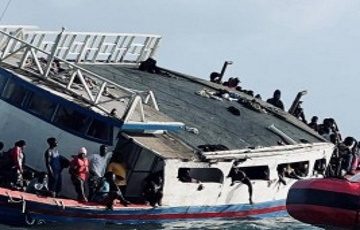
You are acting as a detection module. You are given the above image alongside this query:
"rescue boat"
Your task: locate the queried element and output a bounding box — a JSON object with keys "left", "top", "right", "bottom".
{"left": 286, "top": 176, "right": 360, "bottom": 229}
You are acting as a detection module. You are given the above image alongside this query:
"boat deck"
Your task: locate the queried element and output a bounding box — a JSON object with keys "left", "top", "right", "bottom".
{"left": 0, "top": 187, "right": 149, "bottom": 210}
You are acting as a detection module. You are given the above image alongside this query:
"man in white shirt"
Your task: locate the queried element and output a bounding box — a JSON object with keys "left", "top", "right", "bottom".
{"left": 88, "top": 145, "right": 111, "bottom": 200}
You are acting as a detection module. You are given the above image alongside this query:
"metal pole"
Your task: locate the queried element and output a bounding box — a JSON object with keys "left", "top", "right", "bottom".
{"left": 219, "top": 61, "right": 233, "bottom": 82}
{"left": 43, "top": 27, "right": 65, "bottom": 78}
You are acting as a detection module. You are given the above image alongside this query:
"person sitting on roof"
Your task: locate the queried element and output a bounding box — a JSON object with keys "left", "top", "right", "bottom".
{"left": 69, "top": 147, "right": 89, "bottom": 202}
{"left": 210, "top": 72, "right": 221, "bottom": 84}
{"left": 93, "top": 172, "right": 130, "bottom": 210}
{"left": 266, "top": 89, "right": 285, "bottom": 110}
{"left": 139, "top": 58, "right": 160, "bottom": 74}
{"left": 308, "top": 116, "right": 319, "bottom": 131}
{"left": 223, "top": 77, "right": 240, "bottom": 88}
{"left": 292, "top": 101, "right": 307, "bottom": 123}
{"left": 228, "top": 163, "right": 253, "bottom": 204}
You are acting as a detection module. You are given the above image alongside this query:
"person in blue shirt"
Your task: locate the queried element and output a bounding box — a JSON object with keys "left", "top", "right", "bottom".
{"left": 44, "top": 137, "right": 62, "bottom": 197}
{"left": 93, "top": 172, "right": 130, "bottom": 210}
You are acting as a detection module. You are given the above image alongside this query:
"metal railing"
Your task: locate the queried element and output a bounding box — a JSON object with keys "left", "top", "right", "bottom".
{"left": 0, "top": 29, "right": 167, "bottom": 128}
{"left": 0, "top": 25, "right": 161, "bottom": 65}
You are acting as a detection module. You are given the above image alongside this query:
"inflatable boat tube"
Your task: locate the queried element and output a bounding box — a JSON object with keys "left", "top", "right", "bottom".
{"left": 286, "top": 178, "right": 360, "bottom": 229}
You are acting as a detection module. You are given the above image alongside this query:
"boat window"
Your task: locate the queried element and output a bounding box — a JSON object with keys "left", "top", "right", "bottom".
{"left": 277, "top": 161, "right": 309, "bottom": 178}
{"left": 236, "top": 166, "right": 270, "bottom": 180}
{"left": 87, "top": 119, "right": 111, "bottom": 141}
{"left": 27, "top": 93, "right": 57, "bottom": 120}
{"left": 178, "top": 167, "right": 223, "bottom": 183}
{"left": 53, "top": 106, "right": 90, "bottom": 133}
{"left": 2, "top": 80, "right": 28, "bottom": 106}
{"left": 0, "top": 74, "right": 8, "bottom": 92}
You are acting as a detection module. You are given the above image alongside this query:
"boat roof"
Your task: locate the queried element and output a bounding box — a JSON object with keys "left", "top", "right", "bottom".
{"left": 84, "top": 65, "right": 325, "bottom": 152}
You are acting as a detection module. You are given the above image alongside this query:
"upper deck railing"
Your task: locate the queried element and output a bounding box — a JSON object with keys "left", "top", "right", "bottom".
{"left": 0, "top": 25, "right": 161, "bottom": 65}
{"left": 0, "top": 27, "right": 184, "bottom": 133}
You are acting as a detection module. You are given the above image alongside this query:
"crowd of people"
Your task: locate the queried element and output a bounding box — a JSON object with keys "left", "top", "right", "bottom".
{"left": 0, "top": 137, "right": 168, "bottom": 209}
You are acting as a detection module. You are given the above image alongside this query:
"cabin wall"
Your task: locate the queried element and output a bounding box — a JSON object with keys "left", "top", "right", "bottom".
{"left": 162, "top": 143, "right": 334, "bottom": 207}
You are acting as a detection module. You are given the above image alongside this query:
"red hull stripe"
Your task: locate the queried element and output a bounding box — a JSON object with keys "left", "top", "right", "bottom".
{"left": 287, "top": 204, "right": 359, "bottom": 229}
{"left": 290, "top": 178, "right": 360, "bottom": 196}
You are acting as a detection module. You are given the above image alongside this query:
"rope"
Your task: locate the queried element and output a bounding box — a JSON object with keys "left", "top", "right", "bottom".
{"left": 0, "top": 0, "right": 12, "bottom": 22}
{"left": 53, "top": 199, "right": 66, "bottom": 210}
{"left": 6, "top": 192, "right": 26, "bottom": 213}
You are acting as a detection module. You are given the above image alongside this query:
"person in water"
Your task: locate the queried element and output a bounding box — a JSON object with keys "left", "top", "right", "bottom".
{"left": 88, "top": 145, "right": 111, "bottom": 200}
{"left": 93, "top": 172, "right": 130, "bottom": 210}
{"left": 266, "top": 89, "right": 285, "bottom": 110}
{"left": 69, "top": 147, "right": 89, "bottom": 202}
{"left": 44, "top": 137, "right": 63, "bottom": 197}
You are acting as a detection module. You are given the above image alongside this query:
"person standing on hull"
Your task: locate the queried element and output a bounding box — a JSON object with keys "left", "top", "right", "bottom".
{"left": 267, "top": 89, "right": 285, "bottom": 110}
{"left": 88, "top": 145, "right": 112, "bottom": 200}
{"left": 69, "top": 147, "right": 89, "bottom": 202}
{"left": 44, "top": 137, "right": 62, "bottom": 197}
{"left": 10, "top": 140, "right": 26, "bottom": 190}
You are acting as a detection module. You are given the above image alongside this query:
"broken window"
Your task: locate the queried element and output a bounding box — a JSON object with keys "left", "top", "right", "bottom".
{"left": 178, "top": 167, "right": 223, "bottom": 183}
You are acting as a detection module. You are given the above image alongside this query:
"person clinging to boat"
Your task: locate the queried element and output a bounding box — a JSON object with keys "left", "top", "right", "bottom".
{"left": 228, "top": 162, "right": 253, "bottom": 205}
{"left": 69, "top": 147, "right": 89, "bottom": 202}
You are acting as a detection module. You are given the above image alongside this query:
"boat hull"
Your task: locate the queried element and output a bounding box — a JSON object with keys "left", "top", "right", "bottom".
{"left": 0, "top": 188, "right": 286, "bottom": 226}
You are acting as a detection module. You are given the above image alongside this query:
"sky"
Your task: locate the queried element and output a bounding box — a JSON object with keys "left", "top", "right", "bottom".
{"left": 1, "top": 0, "right": 360, "bottom": 139}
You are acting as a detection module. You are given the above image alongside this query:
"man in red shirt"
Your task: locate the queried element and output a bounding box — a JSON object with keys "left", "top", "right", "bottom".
{"left": 69, "top": 147, "right": 89, "bottom": 202}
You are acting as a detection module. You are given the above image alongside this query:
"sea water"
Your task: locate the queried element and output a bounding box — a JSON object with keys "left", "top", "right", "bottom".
{"left": 0, "top": 217, "right": 321, "bottom": 229}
